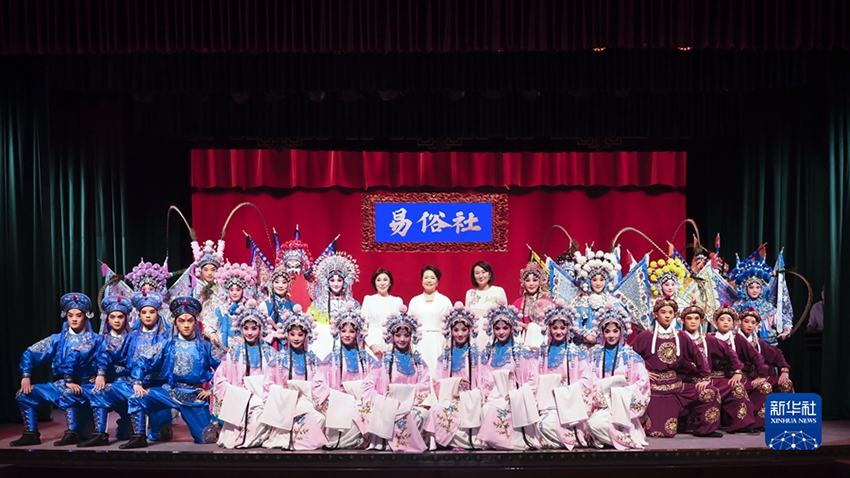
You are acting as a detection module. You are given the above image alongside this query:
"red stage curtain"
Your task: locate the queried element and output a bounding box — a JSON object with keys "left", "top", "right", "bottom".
{"left": 191, "top": 150, "right": 685, "bottom": 189}
{"left": 2, "top": 0, "right": 848, "bottom": 54}
{"left": 191, "top": 188, "right": 686, "bottom": 306}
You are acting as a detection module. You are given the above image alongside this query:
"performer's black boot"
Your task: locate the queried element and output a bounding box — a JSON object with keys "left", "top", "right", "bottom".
{"left": 77, "top": 432, "right": 110, "bottom": 447}
{"left": 119, "top": 435, "right": 148, "bottom": 449}
{"left": 695, "top": 431, "right": 724, "bottom": 438}
{"left": 55, "top": 408, "right": 83, "bottom": 445}
{"left": 10, "top": 431, "right": 41, "bottom": 446}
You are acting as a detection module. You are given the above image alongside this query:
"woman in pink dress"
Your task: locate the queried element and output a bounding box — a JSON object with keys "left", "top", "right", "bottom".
{"left": 316, "top": 301, "right": 379, "bottom": 449}
{"left": 423, "top": 302, "right": 482, "bottom": 449}
{"left": 262, "top": 304, "right": 328, "bottom": 450}
{"left": 477, "top": 300, "right": 540, "bottom": 450}
{"left": 535, "top": 299, "right": 594, "bottom": 449}
{"left": 212, "top": 299, "right": 277, "bottom": 449}
{"left": 362, "top": 305, "right": 432, "bottom": 452}
{"left": 586, "top": 303, "right": 650, "bottom": 450}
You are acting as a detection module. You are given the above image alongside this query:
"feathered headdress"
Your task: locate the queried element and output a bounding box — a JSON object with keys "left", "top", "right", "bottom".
{"left": 383, "top": 305, "right": 423, "bottom": 344}
{"left": 729, "top": 245, "right": 773, "bottom": 299}
{"left": 574, "top": 247, "right": 622, "bottom": 292}
{"left": 482, "top": 299, "right": 521, "bottom": 338}
{"left": 311, "top": 252, "right": 359, "bottom": 292}
{"left": 191, "top": 239, "right": 225, "bottom": 277}
{"left": 440, "top": 301, "right": 479, "bottom": 340}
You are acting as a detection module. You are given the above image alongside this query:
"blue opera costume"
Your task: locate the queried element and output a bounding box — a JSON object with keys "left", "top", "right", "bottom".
{"left": 124, "top": 297, "right": 222, "bottom": 448}
{"left": 85, "top": 292, "right": 174, "bottom": 447}
{"left": 12, "top": 293, "right": 100, "bottom": 446}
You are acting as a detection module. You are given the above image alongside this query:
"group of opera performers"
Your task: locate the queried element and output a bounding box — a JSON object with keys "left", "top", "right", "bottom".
{"left": 10, "top": 237, "right": 795, "bottom": 452}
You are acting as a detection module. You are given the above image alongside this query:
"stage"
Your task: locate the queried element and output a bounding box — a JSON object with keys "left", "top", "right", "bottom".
{"left": 0, "top": 411, "right": 848, "bottom": 478}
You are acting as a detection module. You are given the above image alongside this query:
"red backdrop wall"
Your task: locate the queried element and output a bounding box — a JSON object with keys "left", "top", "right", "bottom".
{"left": 191, "top": 187, "right": 686, "bottom": 306}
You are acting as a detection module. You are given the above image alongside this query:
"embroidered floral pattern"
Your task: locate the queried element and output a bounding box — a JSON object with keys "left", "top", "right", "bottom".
{"left": 657, "top": 342, "right": 678, "bottom": 364}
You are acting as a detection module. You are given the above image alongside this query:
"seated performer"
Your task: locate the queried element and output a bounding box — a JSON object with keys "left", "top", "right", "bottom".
{"left": 678, "top": 301, "right": 757, "bottom": 434}
{"left": 78, "top": 295, "right": 133, "bottom": 447}
{"left": 317, "top": 301, "right": 378, "bottom": 449}
{"left": 202, "top": 262, "right": 257, "bottom": 348}
{"left": 263, "top": 304, "right": 327, "bottom": 450}
{"left": 191, "top": 239, "right": 225, "bottom": 305}
{"left": 213, "top": 299, "right": 277, "bottom": 449}
{"left": 535, "top": 299, "right": 594, "bottom": 450}
{"left": 737, "top": 307, "right": 795, "bottom": 429}
{"left": 587, "top": 303, "right": 650, "bottom": 450}
{"left": 477, "top": 300, "right": 540, "bottom": 450}
{"left": 424, "top": 302, "right": 482, "bottom": 450}
{"left": 729, "top": 248, "right": 792, "bottom": 345}
{"left": 12, "top": 293, "right": 99, "bottom": 447}
{"left": 631, "top": 296, "right": 722, "bottom": 438}
{"left": 122, "top": 297, "right": 222, "bottom": 448}
{"left": 361, "top": 306, "right": 431, "bottom": 452}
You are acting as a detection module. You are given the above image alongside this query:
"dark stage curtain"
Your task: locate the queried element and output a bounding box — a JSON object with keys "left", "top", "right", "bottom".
{"left": 0, "top": 59, "right": 192, "bottom": 423}
{"left": 191, "top": 150, "right": 685, "bottom": 189}
{"left": 1, "top": 0, "right": 848, "bottom": 54}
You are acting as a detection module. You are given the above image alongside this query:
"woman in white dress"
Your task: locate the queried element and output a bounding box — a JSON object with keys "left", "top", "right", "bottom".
{"left": 407, "top": 265, "right": 452, "bottom": 374}
{"left": 360, "top": 267, "right": 403, "bottom": 359}
{"left": 465, "top": 260, "right": 507, "bottom": 350}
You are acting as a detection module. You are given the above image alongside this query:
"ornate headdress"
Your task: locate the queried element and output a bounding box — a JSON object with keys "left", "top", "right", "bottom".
{"left": 101, "top": 295, "right": 132, "bottom": 317}
{"left": 729, "top": 246, "right": 773, "bottom": 299}
{"left": 680, "top": 300, "right": 705, "bottom": 319}
{"left": 60, "top": 293, "right": 94, "bottom": 318}
{"left": 277, "top": 239, "right": 313, "bottom": 276}
{"left": 131, "top": 290, "right": 163, "bottom": 312}
{"left": 574, "top": 248, "right": 622, "bottom": 292}
{"left": 647, "top": 257, "right": 689, "bottom": 296}
{"left": 215, "top": 262, "right": 258, "bottom": 292}
{"left": 440, "top": 302, "right": 479, "bottom": 340}
{"left": 653, "top": 295, "right": 679, "bottom": 314}
{"left": 593, "top": 302, "right": 633, "bottom": 342}
{"left": 520, "top": 261, "right": 550, "bottom": 295}
{"left": 541, "top": 298, "right": 582, "bottom": 337}
{"left": 277, "top": 304, "right": 318, "bottom": 345}
{"left": 712, "top": 301, "right": 738, "bottom": 323}
{"left": 482, "top": 299, "right": 521, "bottom": 338}
{"left": 738, "top": 306, "right": 762, "bottom": 323}
{"left": 170, "top": 296, "right": 203, "bottom": 318}
{"left": 125, "top": 259, "right": 172, "bottom": 293}
{"left": 230, "top": 298, "right": 271, "bottom": 339}
{"left": 311, "top": 252, "right": 359, "bottom": 292}
{"left": 270, "top": 266, "right": 292, "bottom": 284}
{"left": 191, "top": 239, "right": 225, "bottom": 277}
{"left": 330, "top": 301, "right": 368, "bottom": 340}
{"left": 383, "top": 305, "right": 423, "bottom": 344}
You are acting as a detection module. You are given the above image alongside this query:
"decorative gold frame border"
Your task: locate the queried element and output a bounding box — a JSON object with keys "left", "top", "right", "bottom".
{"left": 361, "top": 192, "right": 508, "bottom": 252}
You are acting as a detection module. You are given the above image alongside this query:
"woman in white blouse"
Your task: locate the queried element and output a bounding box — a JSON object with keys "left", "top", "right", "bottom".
{"left": 464, "top": 260, "right": 507, "bottom": 349}
{"left": 360, "top": 267, "right": 403, "bottom": 359}
{"left": 407, "top": 265, "right": 452, "bottom": 374}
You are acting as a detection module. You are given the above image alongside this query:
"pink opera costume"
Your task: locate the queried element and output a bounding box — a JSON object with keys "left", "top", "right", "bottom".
{"left": 568, "top": 248, "right": 625, "bottom": 348}
{"left": 262, "top": 304, "right": 328, "bottom": 450}
{"left": 534, "top": 299, "right": 595, "bottom": 450}
{"left": 631, "top": 296, "right": 722, "bottom": 438}
{"left": 586, "top": 303, "right": 650, "bottom": 450}
{"left": 308, "top": 251, "right": 361, "bottom": 360}
{"left": 212, "top": 299, "right": 277, "bottom": 449}
{"left": 362, "top": 305, "right": 432, "bottom": 452}
{"left": 423, "top": 302, "right": 483, "bottom": 449}
{"left": 316, "top": 301, "right": 379, "bottom": 449}
{"left": 511, "top": 261, "right": 550, "bottom": 349}
{"left": 477, "top": 300, "right": 541, "bottom": 451}
{"left": 200, "top": 262, "right": 257, "bottom": 349}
